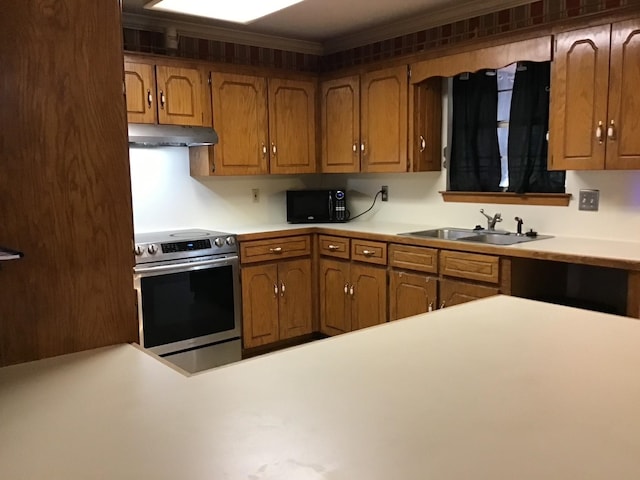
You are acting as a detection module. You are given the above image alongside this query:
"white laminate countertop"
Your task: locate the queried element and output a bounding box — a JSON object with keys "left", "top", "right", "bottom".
{"left": 2, "top": 296, "right": 640, "bottom": 479}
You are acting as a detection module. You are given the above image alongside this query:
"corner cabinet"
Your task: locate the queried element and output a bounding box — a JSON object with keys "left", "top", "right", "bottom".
{"left": 549, "top": 19, "right": 640, "bottom": 170}
{"left": 190, "top": 72, "right": 317, "bottom": 176}
{"left": 319, "top": 66, "right": 409, "bottom": 173}
{"left": 240, "top": 236, "right": 313, "bottom": 349}
{"left": 124, "top": 58, "right": 211, "bottom": 127}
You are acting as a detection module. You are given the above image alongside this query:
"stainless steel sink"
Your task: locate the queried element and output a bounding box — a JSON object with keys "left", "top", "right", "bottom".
{"left": 399, "top": 228, "right": 552, "bottom": 245}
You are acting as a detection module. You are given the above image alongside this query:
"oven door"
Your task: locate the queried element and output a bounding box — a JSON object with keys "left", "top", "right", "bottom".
{"left": 133, "top": 255, "right": 241, "bottom": 356}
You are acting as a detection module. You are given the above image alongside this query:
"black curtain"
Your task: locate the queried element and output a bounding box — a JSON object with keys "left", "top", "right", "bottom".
{"left": 449, "top": 71, "right": 502, "bottom": 192}
{"left": 508, "top": 62, "right": 565, "bottom": 193}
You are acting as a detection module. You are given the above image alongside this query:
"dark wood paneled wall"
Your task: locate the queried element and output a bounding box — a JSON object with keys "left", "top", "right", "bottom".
{"left": 0, "top": 1, "right": 137, "bottom": 366}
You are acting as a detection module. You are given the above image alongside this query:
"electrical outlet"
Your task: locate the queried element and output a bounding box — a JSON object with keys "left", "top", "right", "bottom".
{"left": 381, "top": 185, "right": 388, "bottom": 202}
{"left": 579, "top": 189, "right": 599, "bottom": 211}
{"left": 251, "top": 188, "right": 260, "bottom": 203}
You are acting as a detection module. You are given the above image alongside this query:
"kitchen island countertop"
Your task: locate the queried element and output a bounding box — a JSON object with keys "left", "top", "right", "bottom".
{"left": 2, "top": 295, "right": 640, "bottom": 479}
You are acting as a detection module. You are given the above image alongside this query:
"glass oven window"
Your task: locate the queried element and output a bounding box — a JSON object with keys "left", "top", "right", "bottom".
{"left": 141, "top": 265, "right": 235, "bottom": 348}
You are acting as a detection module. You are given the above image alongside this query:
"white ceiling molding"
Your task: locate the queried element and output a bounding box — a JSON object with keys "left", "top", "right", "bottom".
{"left": 323, "top": 0, "right": 535, "bottom": 54}
{"left": 122, "top": 12, "right": 325, "bottom": 56}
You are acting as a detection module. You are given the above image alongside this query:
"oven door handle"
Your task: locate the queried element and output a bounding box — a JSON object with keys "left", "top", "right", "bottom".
{"left": 134, "top": 256, "right": 236, "bottom": 276}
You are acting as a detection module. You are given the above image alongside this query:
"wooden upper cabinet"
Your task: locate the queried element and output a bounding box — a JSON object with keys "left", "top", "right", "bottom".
{"left": 124, "top": 62, "right": 157, "bottom": 124}
{"left": 210, "top": 72, "right": 269, "bottom": 175}
{"left": 268, "top": 78, "right": 317, "bottom": 174}
{"left": 124, "top": 58, "right": 210, "bottom": 127}
{"left": 360, "top": 65, "right": 408, "bottom": 173}
{"left": 549, "top": 20, "right": 640, "bottom": 170}
{"left": 155, "top": 65, "right": 208, "bottom": 126}
{"left": 409, "top": 77, "right": 442, "bottom": 172}
{"left": 606, "top": 19, "right": 640, "bottom": 169}
{"left": 320, "top": 76, "right": 361, "bottom": 173}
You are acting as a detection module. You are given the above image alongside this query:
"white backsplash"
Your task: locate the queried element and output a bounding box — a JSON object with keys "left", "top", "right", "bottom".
{"left": 129, "top": 147, "right": 640, "bottom": 240}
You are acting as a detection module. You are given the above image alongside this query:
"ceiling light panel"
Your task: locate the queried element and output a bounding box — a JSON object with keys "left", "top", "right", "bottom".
{"left": 144, "top": 0, "right": 305, "bottom": 24}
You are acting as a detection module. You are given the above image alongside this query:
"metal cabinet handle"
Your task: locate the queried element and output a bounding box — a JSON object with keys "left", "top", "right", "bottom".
{"left": 159, "top": 90, "right": 166, "bottom": 109}
{"left": 607, "top": 120, "right": 616, "bottom": 140}
{"left": 419, "top": 135, "right": 426, "bottom": 153}
{"left": 349, "top": 285, "right": 354, "bottom": 296}
{"left": 439, "top": 301, "right": 446, "bottom": 309}
{"left": 273, "top": 283, "right": 279, "bottom": 296}
{"left": 362, "top": 249, "right": 374, "bottom": 257}
{"left": 280, "top": 282, "right": 285, "bottom": 297}
{"left": 269, "top": 247, "right": 283, "bottom": 254}
{"left": 328, "top": 244, "right": 340, "bottom": 251}
{"left": 352, "top": 142, "right": 358, "bottom": 153}
{"left": 344, "top": 283, "right": 349, "bottom": 295}
{"left": 360, "top": 142, "right": 366, "bottom": 154}
{"left": 596, "top": 121, "right": 603, "bottom": 144}
{"left": 147, "top": 89, "right": 153, "bottom": 108}
{"left": 428, "top": 302, "right": 434, "bottom": 312}
{"left": 271, "top": 143, "right": 277, "bottom": 155}
{"left": 261, "top": 143, "right": 268, "bottom": 158}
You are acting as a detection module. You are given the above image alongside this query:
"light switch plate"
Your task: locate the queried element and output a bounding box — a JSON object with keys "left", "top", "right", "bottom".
{"left": 579, "top": 189, "right": 599, "bottom": 211}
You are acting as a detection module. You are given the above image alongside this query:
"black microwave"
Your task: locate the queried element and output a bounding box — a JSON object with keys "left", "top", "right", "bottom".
{"left": 286, "top": 189, "right": 348, "bottom": 223}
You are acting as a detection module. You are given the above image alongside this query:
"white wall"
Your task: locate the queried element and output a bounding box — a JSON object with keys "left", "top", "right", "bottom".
{"left": 130, "top": 147, "right": 640, "bottom": 241}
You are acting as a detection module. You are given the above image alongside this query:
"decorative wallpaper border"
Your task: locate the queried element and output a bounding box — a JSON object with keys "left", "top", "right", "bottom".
{"left": 123, "top": 0, "right": 634, "bottom": 73}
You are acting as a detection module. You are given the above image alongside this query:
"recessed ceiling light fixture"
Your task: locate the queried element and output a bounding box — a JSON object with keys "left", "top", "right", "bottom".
{"left": 144, "top": 0, "right": 305, "bottom": 24}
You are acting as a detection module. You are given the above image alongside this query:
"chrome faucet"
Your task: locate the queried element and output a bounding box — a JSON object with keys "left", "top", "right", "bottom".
{"left": 480, "top": 209, "right": 502, "bottom": 230}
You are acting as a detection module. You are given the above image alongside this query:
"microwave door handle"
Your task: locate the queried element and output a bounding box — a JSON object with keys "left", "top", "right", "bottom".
{"left": 328, "top": 193, "right": 333, "bottom": 220}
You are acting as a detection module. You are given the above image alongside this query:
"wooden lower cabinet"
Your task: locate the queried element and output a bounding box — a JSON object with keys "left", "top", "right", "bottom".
{"left": 319, "top": 259, "right": 387, "bottom": 335}
{"left": 241, "top": 259, "right": 312, "bottom": 348}
{"left": 389, "top": 271, "right": 438, "bottom": 321}
{"left": 439, "top": 278, "right": 499, "bottom": 308}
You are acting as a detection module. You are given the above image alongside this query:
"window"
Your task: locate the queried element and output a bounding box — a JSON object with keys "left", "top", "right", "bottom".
{"left": 448, "top": 61, "right": 565, "bottom": 195}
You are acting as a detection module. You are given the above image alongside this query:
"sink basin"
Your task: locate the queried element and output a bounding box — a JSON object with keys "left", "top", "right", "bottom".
{"left": 400, "top": 228, "right": 480, "bottom": 241}
{"left": 399, "top": 228, "right": 552, "bottom": 245}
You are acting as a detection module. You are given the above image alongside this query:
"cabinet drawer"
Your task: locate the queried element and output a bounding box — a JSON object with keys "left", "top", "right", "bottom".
{"left": 240, "top": 235, "right": 311, "bottom": 264}
{"left": 351, "top": 239, "right": 387, "bottom": 266}
{"left": 389, "top": 244, "right": 438, "bottom": 274}
{"left": 440, "top": 250, "right": 500, "bottom": 284}
{"left": 318, "top": 235, "right": 350, "bottom": 259}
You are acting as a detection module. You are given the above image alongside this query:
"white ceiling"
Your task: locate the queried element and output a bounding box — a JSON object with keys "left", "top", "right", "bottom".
{"left": 122, "top": 0, "right": 534, "bottom": 54}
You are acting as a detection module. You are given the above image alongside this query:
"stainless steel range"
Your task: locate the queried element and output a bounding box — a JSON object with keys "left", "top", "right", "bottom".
{"left": 133, "top": 229, "right": 241, "bottom": 373}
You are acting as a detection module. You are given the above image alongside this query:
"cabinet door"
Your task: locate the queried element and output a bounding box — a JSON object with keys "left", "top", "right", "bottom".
{"left": 124, "top": 62, "right": 157, "bottom": 124}
{"left": 268, "top": 78, "right": 317, "bottom": 174}
{"left": 389, "top": 271, "right": 437, "bottom": 321}
{"left": 360, "top": 65, "right": 408, "bottom": 173}
{"left": 241, "top": 264, "right": 279, "bottom": 348}
{"left": 319, "top": 259, "right": 351, "bottom": 336}
{"left": 320, "top": 76, "right": 360, "bottom": 173}
{"left": 156, "top": 65, "right": 207, "bottom": 126}
{"left": 409, "top": 77, "right": 442, "bottom": 172}
{"left": 549, "top": 25, "right": 611, "bottom": 170}
{"left": 211, "top": 72, "right": 269, "bottom": 175}
{"left": 278, "top": 259, "right": 313, "bottom": 340}
{"left": 350, "top": 264, "right": 387, "bottom": 331}
{"left": 439, "top": 278, "right": 499, "bottom": 308}
{"left": 606, "top": 19, "right": 640, "bottom": 169}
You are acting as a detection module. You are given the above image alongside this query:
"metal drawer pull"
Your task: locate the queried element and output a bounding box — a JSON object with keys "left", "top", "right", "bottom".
{"left": 147, "top": 89, "right": 153, "bottom": 108}
{"left": 596, "top": 121, "right": 603, "bottom": 144}
{"left": 362, "top": 249, "right": 375, "bottom": 256}
{"left": 273, "top": 283, "right": 279, "bottom": 296}
{"left": 419, "top": 135, "right": 426, "bottom": 152}
{"left": 269, "top": 247, "right": 282, "bottom": 254}
{"left": 280, "top": 282, "right": 285, "bottom": 297}
{"left": 328, "top": 244, "right": 340, "bottom": 251}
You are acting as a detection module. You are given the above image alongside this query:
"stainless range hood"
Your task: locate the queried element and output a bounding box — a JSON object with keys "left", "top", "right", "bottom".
{"left": 128, "top": 123, "right": 218, "bottom": 147}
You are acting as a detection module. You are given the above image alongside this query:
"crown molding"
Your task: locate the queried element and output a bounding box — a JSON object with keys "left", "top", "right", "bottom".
{"left": 121, "top": 12, "right": 324, "bottom": 56}
{"left": 323, "top": 0, "right": 535, "bottom": 54}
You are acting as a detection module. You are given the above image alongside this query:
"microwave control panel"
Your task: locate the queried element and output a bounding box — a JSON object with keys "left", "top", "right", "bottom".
{"left": 334, "top": 190, "right": 346, "bottom": 221}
